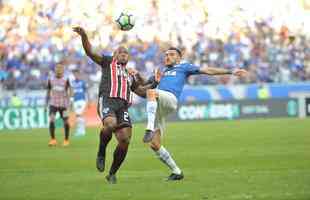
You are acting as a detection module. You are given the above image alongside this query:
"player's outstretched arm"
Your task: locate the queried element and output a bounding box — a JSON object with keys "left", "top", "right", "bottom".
{"left": 73, "top": 26, "right": 104, "bottom": 65}
{"left": 199, "top": 67, "right": 247, "bottom": 77}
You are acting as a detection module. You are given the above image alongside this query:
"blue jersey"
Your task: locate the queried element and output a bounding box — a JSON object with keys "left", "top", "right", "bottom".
{"left": 158, "top": 62, "right": 201, "bottom": 99}
{"left": 71, "top": 79, "right": 87, "bottom": 101}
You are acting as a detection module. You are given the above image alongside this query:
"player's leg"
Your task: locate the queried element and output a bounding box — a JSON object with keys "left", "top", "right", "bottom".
{"left": 144, "top": 89, "right": 177, "bottom": 143}
{"left": 143, "top": 89, "right": 158, "bottom": 142}
{"left": 149, "top": 130, "right": 183, "bottom": 181}
{"left": 105, "top": 108, "right": 132, "bottom": 183}
{"left": 48, "top": 106, "right": 57, "bottom": 146}
{"left": 106, "top": 126, "right": 132, "bottom": 184}
{"left": 149, "top": 90, "right": 182, "bottom": 180}
{"left": 60, "top": 107, "right": 70, "bottom": 146}
{"left": 96, "top": 97, "right": 118, "bottom": 172}
{"left": 96, "top": 116, "right": 116, "bottom": 172}
{"left": 74, "top": 100, "right": 86, "bottom": 136}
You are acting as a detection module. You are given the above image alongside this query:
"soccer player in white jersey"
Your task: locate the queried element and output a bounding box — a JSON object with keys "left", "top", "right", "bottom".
{"left": 143, "top": 47, "right": 247, "bottom": 181}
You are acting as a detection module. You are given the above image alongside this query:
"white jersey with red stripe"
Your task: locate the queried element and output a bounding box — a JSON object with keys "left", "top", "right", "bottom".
{"left": 98, "top": 56, "right": 134, "bottom": 104}
{"left": 48, "top": 76, "right": 70, "bottom": 108}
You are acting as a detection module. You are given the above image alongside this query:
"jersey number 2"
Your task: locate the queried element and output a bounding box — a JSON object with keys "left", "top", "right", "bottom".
{"left": 123, "top": 112, "right": 129, "bottom": 122}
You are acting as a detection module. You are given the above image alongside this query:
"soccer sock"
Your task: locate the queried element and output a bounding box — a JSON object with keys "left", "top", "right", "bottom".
{"left": 109, "top": 144, "right": 128, "bottom": 175}
{"left": 97, "top": 128, "right": 112, "bottom": 157}
{"left": 76, "top": 116, "right": 85, "bottom": 134}
{"left": 64, "top": 122, "right": 70, "bottom": 140}
{"left": 155, "top": 146, "right": 182, "bottom": 175}
{"left": 49, "top": 122, "right": 55, "bottom": 139}
{"left": 146, "top": 101, "right": 157, "bottom": 131}
{"left": 80, "top": 117, "right": 86, "bottom": 134}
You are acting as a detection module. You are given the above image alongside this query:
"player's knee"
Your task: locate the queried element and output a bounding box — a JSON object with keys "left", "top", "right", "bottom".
{"left": 63, "top": 118, "right": 69, "bottom": 125}
{"left": 49, "top": 115, "right": 55, "bottom": 123}
{"left": 119, "top": 134, "right": 131, "bottom": 145}
{"left": 147, "top": 89, "right": 157, "bottom": 100}
{"left": 104, "top": 118, "right": 117, "bottom": 131}
{"left": 149, "top": 141, "right": 160, "bottom": 151}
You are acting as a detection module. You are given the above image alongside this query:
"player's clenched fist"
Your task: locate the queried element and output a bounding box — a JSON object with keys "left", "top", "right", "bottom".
{"left": 72, "top": 26, "right": 86, "bottom": 36}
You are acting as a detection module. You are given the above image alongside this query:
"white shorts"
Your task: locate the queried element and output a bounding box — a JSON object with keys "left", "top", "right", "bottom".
{"left": 155, "top": 89, "right": 178, "bottom": 135}
{"left": 73, "top": 100, "right": 86, "bottom": 115}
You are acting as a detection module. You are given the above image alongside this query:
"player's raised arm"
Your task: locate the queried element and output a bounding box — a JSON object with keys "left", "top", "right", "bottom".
{"left": 199, "top": 66, "right": 247, "bottom": 77}
{"left": 73, "top": 26, "right": 104, "bottom": 65}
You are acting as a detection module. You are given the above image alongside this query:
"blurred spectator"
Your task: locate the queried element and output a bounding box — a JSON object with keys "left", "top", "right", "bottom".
{"left": 0, "top": 0, "right": 309, "bottom": 91}
{"left": 10, "top": 92, "right": 22, "bottom": 107}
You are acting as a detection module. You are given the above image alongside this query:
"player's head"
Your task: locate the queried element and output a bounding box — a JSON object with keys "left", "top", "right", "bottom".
{"left": 114, "top": 46, "right": 129, "bottom": 65}
{"left": 55, "top": 63, "right": 64, "bottom": 78}
{"left": 164, "top": 47, "right": 182, "bottom": 67}
{"left": 72, "top": 69, "right": 81, "bottom": 80}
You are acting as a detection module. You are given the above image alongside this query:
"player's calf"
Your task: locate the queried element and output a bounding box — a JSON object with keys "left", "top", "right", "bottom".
{"left": 96, "top": 117, "right": 117, "bottom": 172}
{"left": 62, "top": 118, "right": 70, "bottom": 146}
{"left": 48, "top": 115, "right": 57, "bottom": 146}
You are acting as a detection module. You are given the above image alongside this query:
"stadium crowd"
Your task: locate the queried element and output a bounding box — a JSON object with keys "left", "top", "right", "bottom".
{"left": 0, "top": 0, "right": 309, "bottom": 90}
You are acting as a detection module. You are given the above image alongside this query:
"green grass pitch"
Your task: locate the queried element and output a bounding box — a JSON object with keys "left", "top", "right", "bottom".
{"left": 0, "top": 118, "right": 309, "bottom": 200}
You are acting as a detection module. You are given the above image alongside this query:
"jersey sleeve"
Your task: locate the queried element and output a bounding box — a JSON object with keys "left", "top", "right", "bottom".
{"left": 101, "top": 55, "right": 113, "bottom": 67}
{"left": 184, "top": 63, "right": 201, "bottom": 76}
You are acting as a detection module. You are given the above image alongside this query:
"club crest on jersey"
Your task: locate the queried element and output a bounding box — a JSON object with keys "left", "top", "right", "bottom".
{"left": 164, "top": 70, "right": 177, "bottom": 76}
{"left": 102, "top": 107, "right": 110, "bottom": 114}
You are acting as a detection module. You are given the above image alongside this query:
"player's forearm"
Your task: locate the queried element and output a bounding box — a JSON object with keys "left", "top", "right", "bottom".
{"left": 133, "top": 82, "right": 157, "bottom": 98}
{"left": 80, "top": 33, "right": 104, "bottom": 64}
{"left": 200, "top": 67, "right": 233, "bottom": 75}
{"left": 80, "top": 33, "right": 94, "bottom": 57}
{"left": 135, "top": 73, "right": 148, "bottom": 85}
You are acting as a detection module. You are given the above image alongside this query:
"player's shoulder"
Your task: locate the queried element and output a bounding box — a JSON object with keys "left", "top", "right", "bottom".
{"left": 178, "top": 62, "right": 195, "bottom": 69}
{"left": 101, "top": 54, "right": 113, "bottom": 65}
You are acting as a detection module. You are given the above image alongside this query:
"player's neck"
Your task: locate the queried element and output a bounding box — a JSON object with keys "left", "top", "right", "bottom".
{"left": 117, "top": 61, "right": 127, "bottom": 66}
{"left": 166, "top": 64, "right": 176, "bottom": 68}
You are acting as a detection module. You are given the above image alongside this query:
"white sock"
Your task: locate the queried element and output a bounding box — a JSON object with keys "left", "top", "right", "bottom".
{"left": 146, "top": 101, "right": 157, "bottom": 131}
{"left": 76, "top": 117, "right": 85, "bottom": 135}
{"left": 155, "top": 146, "right": 182, "bottom": 175}
{"left": 79, "top": 117, "right": 85, "bottom": 134}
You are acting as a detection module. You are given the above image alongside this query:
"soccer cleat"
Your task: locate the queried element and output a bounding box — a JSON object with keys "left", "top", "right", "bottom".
{"left": 48, "top": 139, "right": 57, "bottom": 147}
{"left": 62, "top": 140, "right": 70, "bottom": 147}
{"left": 167, "top": 172, "right": 184, "bottom": 181}
{"left": 105, "top": 174, "right": 117, "bottom": 184}
{"left": 96, "top": 156, "right": 105, "bottom": 172}
{"left": 143, "top": 129, "right": 155, "bottom": 143}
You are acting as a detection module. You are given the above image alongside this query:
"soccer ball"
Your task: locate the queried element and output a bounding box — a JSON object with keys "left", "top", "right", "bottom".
{"left": 115, "top": 12, "right": 135, "bottom": 31}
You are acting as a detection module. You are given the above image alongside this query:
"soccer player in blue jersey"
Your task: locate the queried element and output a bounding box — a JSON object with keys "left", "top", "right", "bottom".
{"left": 71, "top": 69, "right": 89, "bottom": 136}
{"left": 143, "top": 47, "right": 247, "bottom": 181}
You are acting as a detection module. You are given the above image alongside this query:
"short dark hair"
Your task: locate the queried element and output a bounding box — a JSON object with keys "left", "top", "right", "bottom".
{"left": 167, "top": 47, "right": 182, "bottom": 57}
{"left": 72, "top": 69, "right": 80, "bottom": 73}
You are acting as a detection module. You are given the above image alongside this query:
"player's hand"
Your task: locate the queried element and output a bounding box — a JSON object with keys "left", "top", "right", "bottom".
{"left": 72, "top": 26, "right": 86, "bottom": 36}
{"left": 127, "top": 67, "right": 138, "bottom": 76}
{"left": 154, "top": 68, "right": 161, "bottom": 83}
{"left": 232, "top": 69, "right": 247, "bottom": 77}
